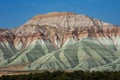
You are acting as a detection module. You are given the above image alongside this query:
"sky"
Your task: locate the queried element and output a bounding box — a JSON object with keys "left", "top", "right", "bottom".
{"left": 0, "top": 0, "right": 120, "bottom": 29}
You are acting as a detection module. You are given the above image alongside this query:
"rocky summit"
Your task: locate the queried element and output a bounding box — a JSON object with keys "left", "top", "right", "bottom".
{"left": 0, "top": 12, "right": 120, "bottom": 71}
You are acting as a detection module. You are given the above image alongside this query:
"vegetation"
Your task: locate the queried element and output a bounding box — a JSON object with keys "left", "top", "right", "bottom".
{"left": 0, "top": 70, "right": 120, "bottom": 80}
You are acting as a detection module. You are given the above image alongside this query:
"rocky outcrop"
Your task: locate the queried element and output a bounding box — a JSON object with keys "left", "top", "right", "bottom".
{"left": 0, "top": 12, "right": 120, "bottom": 71}
{"left": 0, "top": 29, "right": 15, "bottom": 43}
{"left": 11, "top": 12, "right": 120, "bottom": 50}
{"left": 0, "top": 12, "right": 120, "bottom": 50}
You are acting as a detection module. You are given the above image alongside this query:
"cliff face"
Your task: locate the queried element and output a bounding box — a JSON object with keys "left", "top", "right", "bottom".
{"left": 10, "top": 12, "right": 120, "bottom": 50}
{"left": 0, "top": 29, "right": 14, "bottom": 43}
{"left": 0, "top": 12, "right": 120, "bottom": 71}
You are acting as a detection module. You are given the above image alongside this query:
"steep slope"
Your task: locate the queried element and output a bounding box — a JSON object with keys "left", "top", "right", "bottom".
{"left": 91, "top": 49, "right": 120, "bottom": 71}
{"left": 0, "top": 39, "right": 55, "bottom": 66}
{"left": 0, "top": 29, "right": 17, "bottom": 62}
{"left": 27, "top": 37, "right": 117, "bottom": 70}
{"left": 14, "top": 12, "right": 120, "bottom": 50}
{"left": 0, "top": 12, "right": 120, "bottom": 71}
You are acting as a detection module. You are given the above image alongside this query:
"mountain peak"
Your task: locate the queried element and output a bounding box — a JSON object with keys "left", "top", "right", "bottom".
{"left": 1, "top": 12, "right": 120, "bottom": 71}
{"left": 13, "top": 12, "right": 120, "bottom": 50}
{"left": 33, "top": 12, "right": 76, "bottom": 19}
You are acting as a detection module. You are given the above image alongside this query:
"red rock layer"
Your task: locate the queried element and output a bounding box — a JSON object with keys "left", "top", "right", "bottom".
{"left": 0, "top": 12, "right": 120, "bottom": 50}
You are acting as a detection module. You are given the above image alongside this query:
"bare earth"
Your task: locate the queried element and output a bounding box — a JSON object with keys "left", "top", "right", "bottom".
{"left": 0, "top": 64, "right": 36, "bottom": 76}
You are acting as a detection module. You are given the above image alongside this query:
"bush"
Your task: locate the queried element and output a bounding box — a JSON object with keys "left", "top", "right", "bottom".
{"left": 0, "top": 70, "right": 120, "bottom": 80}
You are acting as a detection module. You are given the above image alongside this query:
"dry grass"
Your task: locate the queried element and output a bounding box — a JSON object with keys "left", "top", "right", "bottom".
{"left": 0, "top": 64, "right": 31, "bottom": 76}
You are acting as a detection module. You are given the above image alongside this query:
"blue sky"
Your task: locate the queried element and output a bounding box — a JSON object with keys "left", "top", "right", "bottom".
{"left": 0, "top": 0, "right": 120, "bottom": 29}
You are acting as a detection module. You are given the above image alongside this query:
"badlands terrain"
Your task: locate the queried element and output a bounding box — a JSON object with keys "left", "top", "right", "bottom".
{"left": 0, "top": 12, "right": 120, "bottom": 74}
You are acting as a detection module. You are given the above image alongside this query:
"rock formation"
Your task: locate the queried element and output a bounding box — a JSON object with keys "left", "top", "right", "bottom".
{"left": 0, "top": 12, "right": 120, "bottom": 71}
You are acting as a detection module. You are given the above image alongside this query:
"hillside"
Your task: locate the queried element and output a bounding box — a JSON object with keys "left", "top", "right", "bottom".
{"left": 0, "top": 12, "right": 120, "bottom": 71}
